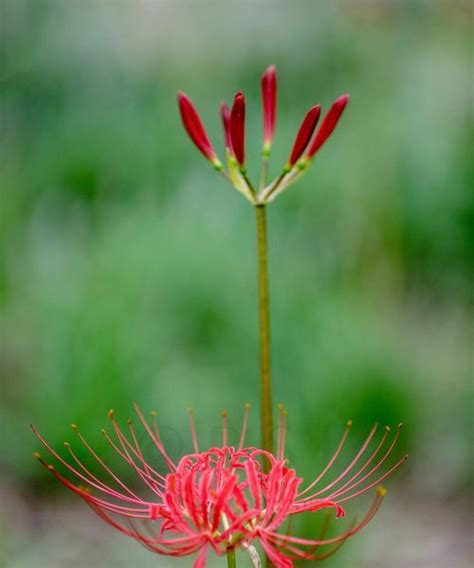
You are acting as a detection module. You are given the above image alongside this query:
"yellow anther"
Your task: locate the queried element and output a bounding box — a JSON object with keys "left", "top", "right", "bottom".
{"left": 385, "top": 425, "right": 391, "bottom": 432}
{"left": 277, "top": 403, "right": 284, "bottom": 412}
{"left": 127, "top": 418, "right": 133, "bottom": 425}
{"left": 107, "top": 409, "right": 115, "bottom": 418}
{"left": 221, "top": 410, "right": 228, "bottom": 417}
{"left": 377, "top": 486, "right": 387, "bottom": 497}
{"left": 187, "top": 407, "right": 193, "bottom": 414}
{"left": 33, "top": 452, "right": 42, "bottom": 460}
{"left": 346, "top": 420, "right": 353, "bottom": 428}
{"left": 70, "top": 424, "right": 78, "bottom": 431}
{"left": 47, "top": 464, "right": 55, "bottom": 471}
{"left": 64, "top": 442, "right": 70, "bottom": 448}
{"left": 100, "top": 428, "right": 107, "bottom": 435}
{"left": 283, "top": 410, "right": 289, "bottom": 417}
{"left": 244, "top": 403, "right": 251, "bottom": 410}
{"left": 150, "top": 410, "right": 157, "bottom": 417}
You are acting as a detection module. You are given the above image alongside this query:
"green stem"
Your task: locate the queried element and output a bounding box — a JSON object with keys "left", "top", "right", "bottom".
{"left": 255, "top": 204, "right": 274, "bottom": 466}
{"left": 259, "top": 155, "right": 270, "bottom": 190}
{"left": 226, "top": 548, "right": 237, "bottom": 568}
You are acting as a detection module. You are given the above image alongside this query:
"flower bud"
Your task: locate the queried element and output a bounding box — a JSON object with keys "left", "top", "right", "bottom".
{"left": 288, "top": 105, "right": 321, "bottom": 166}
{"left": 177, "top": 92, "right": 221, "bottom": 168}
{"left": 261, "top": 64, "right": 277, "bottom": 152}
{"left": 220, "top": 102, "right": 232, "bottom": 152}
{"left": 306, "top": 94, "right": 350, "bottom": 159}
{"left": 230, "top": 91, "right": 246, "bottom": 168}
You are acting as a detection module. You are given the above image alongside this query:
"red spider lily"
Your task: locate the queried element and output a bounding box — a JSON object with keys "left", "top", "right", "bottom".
{"left": 261, "top": 64, "right": 277, "bottom": 152}
{"left": 178, "top": 65, "right": 349, "bottom": 204}
{"left": 32, "top": 406, "right": 406, "bottom": 567}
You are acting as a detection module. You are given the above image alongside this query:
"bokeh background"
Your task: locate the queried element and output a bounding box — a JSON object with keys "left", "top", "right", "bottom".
{"left": 1, "top": 1, "right": 472, "bottom": 566}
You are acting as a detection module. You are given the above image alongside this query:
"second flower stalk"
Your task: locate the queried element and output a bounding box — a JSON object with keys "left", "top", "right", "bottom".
{"left": 178, "top": 65, "right": 349, "bottom": 463}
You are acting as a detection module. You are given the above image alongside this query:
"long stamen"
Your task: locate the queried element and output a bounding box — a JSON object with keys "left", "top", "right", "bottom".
{"left": 32, "top": 426, "right": 144, "bottom": 505}
{"left": 222, "top": 411, "right": 228, "bottom": 447}
{"left": 238, "top": 403, "right": 251, "bottom": 450}
{"left": 100, "top": 427, "right": 166, "bottom": 487}
{"left": 268, "top": 486, "right": 386, "bottom": 549}
{"left": 33, "top": 451, "right": 147, "bottom": 514}
{"left": 276, "top": 404, "right": 284, "bottom": 459}
{"left": 133, "top": 404, "right": 176, "bottom": 471}
{"left": 187, "top": 408, "right": 200, "bottom": 454}
{"left": 335, "top": 456, "right": 408, "bottom": 504}
{"left": 64, "top": 441, "right": 142, "bottom": 501}
{"left": 127, "top": 418, "right": 156, "bottom": 484}
{"left": 298, "top": 420, "right": 352, "bottom": 498}
{"left": 281, "top": 410, "right": 288, "bottom": 459}
{"left": 107, "top": 412, "right": 166, "bottom": 494}
{"left": 276, "top": 406, "right": 288, "bottom": 460}
{"left": 67, "top": 425, "right": 144, "bottom": 499}
{"left": 310, "top": 423, "right": 379, "bottom": 498}
{"left": 329, "top": 424, "right": 402, "bottom": 500}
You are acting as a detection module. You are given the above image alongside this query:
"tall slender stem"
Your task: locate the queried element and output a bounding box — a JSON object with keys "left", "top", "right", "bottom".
{"left": 226, "top": 548, "right": 237, "bottom": 568}
{"left": 255, "top": 204, "right": 273, "bottom": 463}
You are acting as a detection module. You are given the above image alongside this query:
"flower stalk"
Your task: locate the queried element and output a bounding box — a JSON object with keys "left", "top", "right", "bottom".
{"left": 255, "top": 204, "right": 273, "bottom": 464}
{"left": 226, "top": 549, "right": 237, "bottom": 568}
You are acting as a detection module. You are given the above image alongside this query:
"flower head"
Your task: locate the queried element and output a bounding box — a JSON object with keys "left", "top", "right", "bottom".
{"left": 32, "top": 405, "right": 406, "bottom": 567}
{"left": 178, "top": 66, "right": 349, "bottom": 204}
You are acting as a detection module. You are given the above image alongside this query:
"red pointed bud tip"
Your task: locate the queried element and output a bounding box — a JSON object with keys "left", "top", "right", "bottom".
{"left": 288, "top": 105, "right": 321, "bottom": 167}
{"left": 230, "top": 91, "right": 246, "bottom": 168}
{"left": 177, "top": 92, "right": 222, "bottom": 169}
{"left": 261, "top": 65, "right": 277, "bottom": 152}
{"left": 306, "top": 94, "right": 350, "bottom": 159}
{"left": 220, "top": 102, "right": 232, "bottom": 152}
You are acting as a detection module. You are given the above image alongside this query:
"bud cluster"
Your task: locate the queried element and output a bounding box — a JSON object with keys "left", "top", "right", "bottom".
{"left": 178, "top": 65, "right": 350, "bottom": 204}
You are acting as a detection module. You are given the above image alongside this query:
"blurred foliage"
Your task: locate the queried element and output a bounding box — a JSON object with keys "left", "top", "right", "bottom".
{"left": 0, "top": 1, "right": 472, "bottom": 567}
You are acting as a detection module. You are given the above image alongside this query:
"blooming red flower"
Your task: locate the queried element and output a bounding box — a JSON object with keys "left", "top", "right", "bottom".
{"left": 178, "top": 66, "right": 349, "bottom": 204}
{"left": 32, "top": 406, "right": 406, "bottom": 567}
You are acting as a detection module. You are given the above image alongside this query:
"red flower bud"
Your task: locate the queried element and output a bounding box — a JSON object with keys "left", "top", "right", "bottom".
{"left": 306, "top": 94, "right": 350, "bottom": 159}
{"left": 230, "top": 91, "right": 246, "bottom": 167}
{"left": 288, "top": 105, "right": 321, "bottom": 166}
{"left": 177, "top": 92, "right": 218, "bottom": 163}
{"left": 220, "top": 102, "right": 232, "bottom": 151}
{"left": 261, "top": 65, "right": 277, "bottom": 149}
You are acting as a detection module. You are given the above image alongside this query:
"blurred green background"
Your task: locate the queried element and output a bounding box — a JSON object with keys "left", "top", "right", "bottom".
{"left": 1, "top": 1, "right": 472, "bottom": 566}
